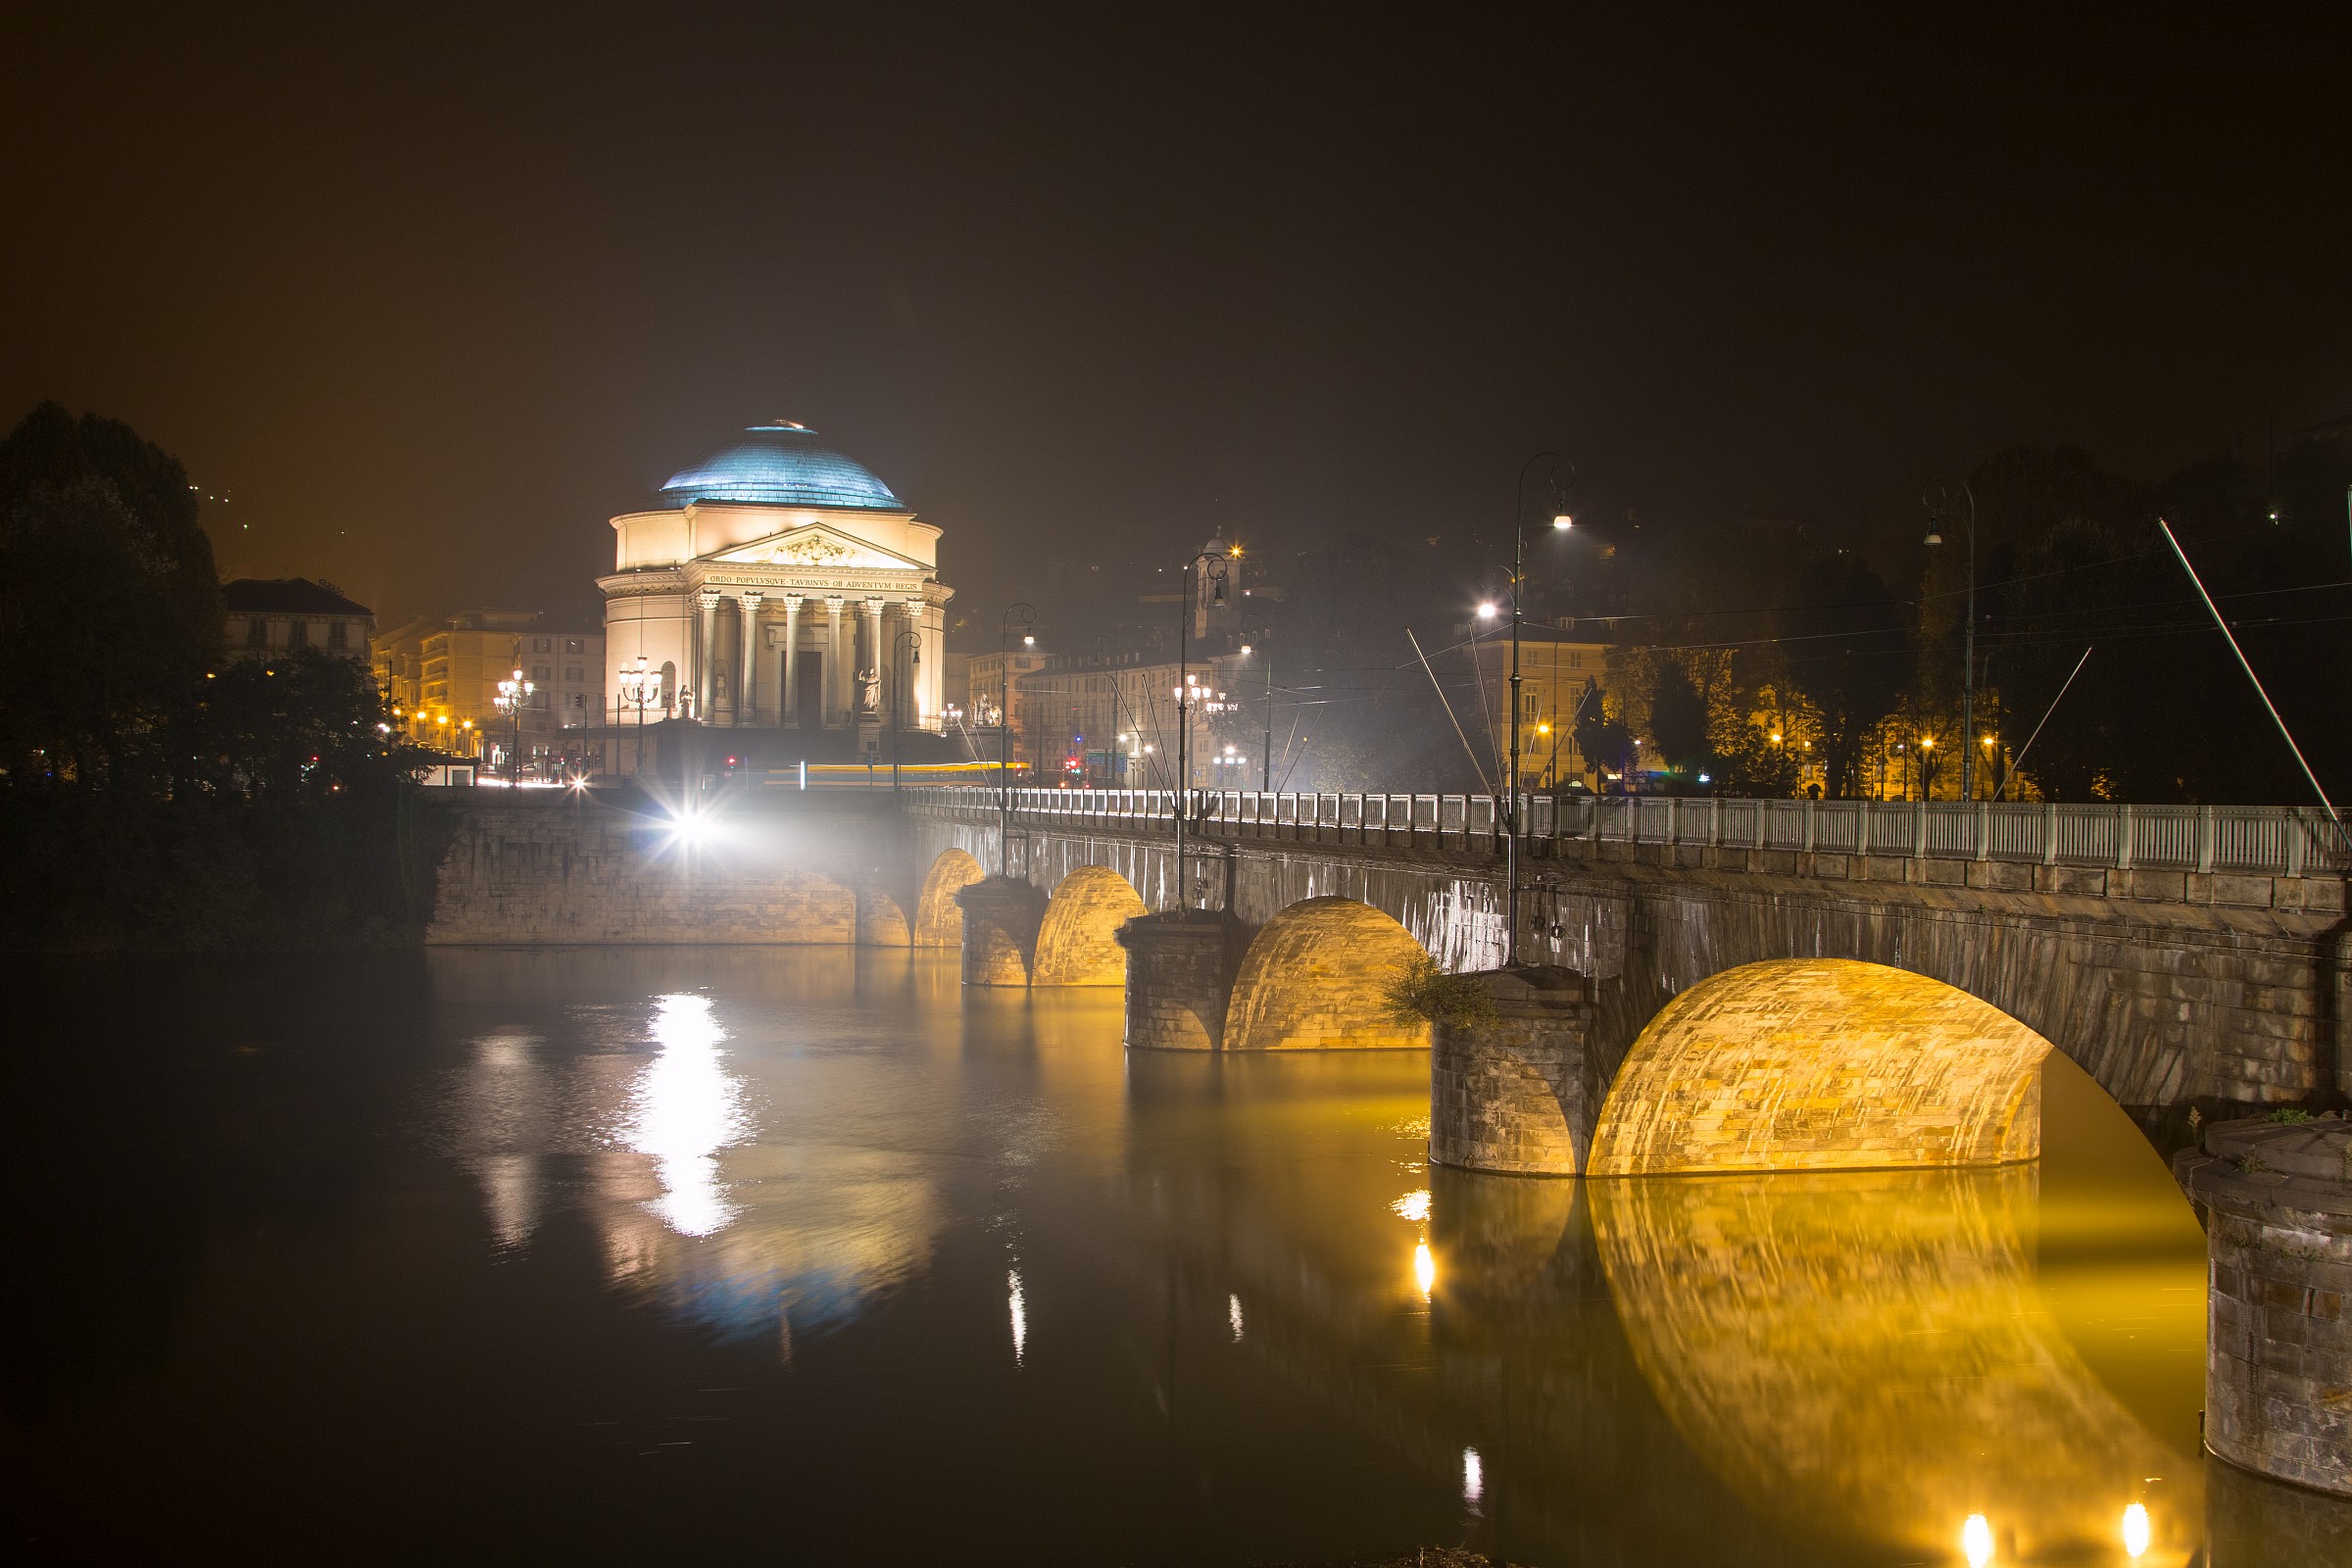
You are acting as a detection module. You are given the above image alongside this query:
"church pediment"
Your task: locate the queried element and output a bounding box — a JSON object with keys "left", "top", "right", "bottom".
{"left": 708, "top": 524, "right": 925, "bottom": 572}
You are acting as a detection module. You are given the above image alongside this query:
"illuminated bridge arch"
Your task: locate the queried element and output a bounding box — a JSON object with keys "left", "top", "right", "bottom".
{"left": 1031, "top": 866, "right": 1148, "bottom": 986}
{"left": 913, "top": 849, "right": 985, "bottom": 948}
{"left": 1588, "top": 958, "right": 2052, "bottom": 1175}
{"left": 1223, "top": 897, "right": 1431, "bottom": 1051}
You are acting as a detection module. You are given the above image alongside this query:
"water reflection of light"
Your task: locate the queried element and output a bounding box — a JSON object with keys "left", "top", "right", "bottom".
{"left": 625, "top": 994, "right": 747, "bottom": 1238}
{"left": 1008, "top": 1270, "right": 1027, "bottom": 1364}
{"left": 1413, "top": 1240, "right": 1436, "bottom": 1300}
{"left": 1392, "top": 1189, "right": 1432, "bottom": 1223}
{"left": 2122, "top": 1502, "right": 2149, "bottom": 1558}
{"left": 1462, "top": 1446, "right": 1484, "bottom": 1507}
{"left": 1229, "top": 1293, "right": 1244, "bottom": 1342}
{"left": 1962, "top": 1513, "right": 1993, "bottom": 1566}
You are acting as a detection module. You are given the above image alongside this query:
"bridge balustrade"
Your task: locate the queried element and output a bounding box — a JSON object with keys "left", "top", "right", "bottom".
{"left": 903, "top": 787, "right": 2347, "bottom": 876}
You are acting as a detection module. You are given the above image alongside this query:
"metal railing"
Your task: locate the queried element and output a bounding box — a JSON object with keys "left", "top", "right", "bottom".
{"left": 904, "top": 787, "right": 2350, "bottom": 878}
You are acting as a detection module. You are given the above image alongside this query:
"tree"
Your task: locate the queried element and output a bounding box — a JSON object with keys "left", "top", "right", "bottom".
{"left": 1780, "top": 554, "right": 1906, "bottom": 798}
{"left": 0, "top": 404, "right": 221, "bottom": 787}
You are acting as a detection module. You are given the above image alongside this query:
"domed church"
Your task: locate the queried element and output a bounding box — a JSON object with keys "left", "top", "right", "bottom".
{"left": 599, "top": 421, "right": 953, "bottom": 761}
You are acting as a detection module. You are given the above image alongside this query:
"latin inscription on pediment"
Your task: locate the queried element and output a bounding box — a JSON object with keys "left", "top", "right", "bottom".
{"left": 710, "top": 526, "right": 919, "bottom": 572}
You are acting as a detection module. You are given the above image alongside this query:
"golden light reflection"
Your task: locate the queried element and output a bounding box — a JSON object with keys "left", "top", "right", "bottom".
{"left": 626, "top": 994, "right": 748, "bottom": 1238}
{"left": 1590, "top": 1169, "right": 2198, "bottom": 1564}
{"left": 2122, "top": 1501, "right": 2150, "bottom": 1557}
{"left": 1008, "top": 1269, "right": 1028, "bottom": 1364}
{"left": 1392, "top": 1189, "right": 1432, "bottom": 1223}
{"left": 1413, "top": 1240, "right": 1436, "bottom": 1300}
{"left": 1962, "top": 1512, "right": 1993, "bottom": 1566}
{"left": 1462, "top": 1446, "right": 1484, "bottom": 1508}
{"left": 1229, "top": 1293, "right": 1245, "bottom": 1342}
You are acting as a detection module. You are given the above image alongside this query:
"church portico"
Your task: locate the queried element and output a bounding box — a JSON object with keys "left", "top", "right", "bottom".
{"left": 596, "top": 422, "right": 955, "bottom": 756}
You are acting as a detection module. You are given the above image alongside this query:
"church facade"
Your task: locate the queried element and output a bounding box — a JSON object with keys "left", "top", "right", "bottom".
{"left": 598, "top": 422, "right": 952, "bottom": 747}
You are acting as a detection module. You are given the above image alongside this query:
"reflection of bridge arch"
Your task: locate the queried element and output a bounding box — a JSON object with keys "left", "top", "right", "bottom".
{"left": 1031, "top": 866, "right": 1147, "bottom": 986}
{"left": 913, "top": 849, "right": 985, "bottom": 948}
{"left": 1224, "top": 897, "right": 1430, "bottom": 1051}
{"left": 1590, "top": 1169, "right": 2198, "bottom": 1564}
{"left": 1590, "top": 958, "right": 2052, "bottom": 1174}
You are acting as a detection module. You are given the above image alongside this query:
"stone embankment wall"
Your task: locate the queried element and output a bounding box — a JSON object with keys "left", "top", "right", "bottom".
{"left": 422, "top": 795, "right": 909, "bottom": 945}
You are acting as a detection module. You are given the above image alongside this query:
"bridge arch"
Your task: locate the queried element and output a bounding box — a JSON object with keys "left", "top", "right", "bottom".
{"left": 1224, "top": 897, "right": 1431, "bottom": 1051}
{"left": 1588, "top": 958, "right": 2052, "bottom": 1175}
{"left": 913, "top": 849, "right": 985, "bottom": 948}
{"left": 1031, "top": 866, "right": 1147, "bottom": 986}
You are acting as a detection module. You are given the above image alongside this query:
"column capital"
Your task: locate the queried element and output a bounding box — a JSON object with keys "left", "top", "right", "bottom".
{"left": 740, "top": 589, "right": 765, "bottom": 611}
{"left": 697, "top": 588, "right": 722, "bottom": 612}
{"left": 782, "top": 593, "right": 806, "bottom": 612}
{"left": 863, "top": 596, "right": 886, "bottom": 612}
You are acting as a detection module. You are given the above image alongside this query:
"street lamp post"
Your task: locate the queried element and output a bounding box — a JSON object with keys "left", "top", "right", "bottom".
{"left": 1175, "top": 548, "right": 1232, "bottom": 909}
{"left": 999, "top": 604, "right": 1036, "bottom": 876}
{"left": 1505, "top": 452, "right": 1574, "bottom": 968}
{"left": 495, "top": 667, "right": 534, "bottom": 785}
{"left": 1925, "top": 480, "right": 1978, "bottom": 800}
{"left": 617, "top": 656, "right": 661, "bottom": 777}
{"left": 891, "top": 628, "right": 921, "bottom": 790}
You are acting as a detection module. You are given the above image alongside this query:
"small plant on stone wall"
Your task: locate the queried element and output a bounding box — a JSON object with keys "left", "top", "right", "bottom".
{"left": 2239, "top": 1152, "right": 2271, "bottom": 1175}
{"left": 1383, "top": 954, "right": 1500, "bottom": 1031}
{"left": 2269, "top": 1108, "right": 2315, "bottom": 1124}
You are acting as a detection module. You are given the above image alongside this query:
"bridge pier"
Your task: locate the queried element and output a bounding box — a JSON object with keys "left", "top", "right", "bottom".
{"left": 1116, "top": 910, "right": 1246, "bottom": 1050}
{"left": 1430, "top": 968, "right": 1596, "bottom": 1175}
{"left": 2177, "top": 1116, "right": 2352, "bottom": 1499}
{"left": 956, "top": 876, "right": 1046, "bottom": 986}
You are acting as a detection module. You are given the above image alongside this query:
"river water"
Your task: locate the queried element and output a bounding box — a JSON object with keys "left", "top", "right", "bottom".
{"left": 0, "top": 947, "right": 2292, "bottom": 1564}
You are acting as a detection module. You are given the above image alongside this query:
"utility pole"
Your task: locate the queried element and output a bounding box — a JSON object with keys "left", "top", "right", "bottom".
{"left": 999, "top": 604, "right": 1035, "bottom": 876}
{"left": 1506, "top": 453, "right": 1573, "bottom": 967}
{"left": 1926, "top": 480, "right": 1978, "bottom": 799}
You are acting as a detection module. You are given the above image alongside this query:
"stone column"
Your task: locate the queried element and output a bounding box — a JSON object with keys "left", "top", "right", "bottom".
{"left": 1429, "top": 968, "right": 1596, "bottom": 1176}
{"left": 737, "top": 591, "right": 762, "bottom": 728}
{"left": 825, "top": 597, "right": 849, "bottom": 727}
{"left": 956, "top": 876, "right": 1048, "bottom": 987}
{"left": 781, "top": 596, "right": 803, "bottom": 727}
{"left": 694, "top": 589, "right": 720, "bottom": 721}
{"left": 2176, "top": 1116, "right": 2352, "bottom": 1498}
{"left": 1115, "top": 910, "right": 1245, "bottom": 1049}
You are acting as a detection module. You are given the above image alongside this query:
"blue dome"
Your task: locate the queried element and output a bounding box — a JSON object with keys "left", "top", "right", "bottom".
{"left": 659, "top": 422, "right": 906, "bottom": 512}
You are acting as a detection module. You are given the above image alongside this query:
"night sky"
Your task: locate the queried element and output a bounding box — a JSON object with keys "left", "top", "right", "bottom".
{"left": 5, "top": 5, "right": 2348, "bottom": 634}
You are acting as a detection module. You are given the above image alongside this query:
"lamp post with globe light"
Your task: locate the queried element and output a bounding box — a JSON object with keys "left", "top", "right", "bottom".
{"left": 494, "top": 668, "right": 534, "bottom": 785}
{"left": 1174, "top": 547, "right": 1234, "bottom": 908}
{"left": 617, "top": 656, "right": 662, "bottom": 778}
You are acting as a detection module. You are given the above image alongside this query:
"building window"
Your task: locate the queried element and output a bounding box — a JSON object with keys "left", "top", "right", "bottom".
{"left": 565, "top": 666, "right": 582, "bottom": 681}
{"left": 288, "top": 619, "right": 310, "bottom": 649}
{"left": 534, "top": 637, "right": 551, "bottom": 654}
{"left": 245, "top": 617, "right": 269, "bottom": 648}
{"left": 327, "top": 620, "right": 349, "bottom": 650}
{"left": 1569, "top": 652, "right": 1584, "bottom": 668}
{"left": 565, "top": 638, "right": 583, "bottom": 654}
{"left": 533, "top": 665, "right": 550, "bottom": 680}
{"left": 533, "top": 691, "right": 548, "bottom": 710}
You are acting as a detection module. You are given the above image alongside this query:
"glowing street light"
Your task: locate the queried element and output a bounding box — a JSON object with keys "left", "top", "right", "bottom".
{"left": 617, "top": 655, "right": 662, "bottom": 777}
{"left": 494, "top": 667, "right": 534, "bottom": 784}
{"left": 1476, "top": 601, "right": 1498, "bottom": 620}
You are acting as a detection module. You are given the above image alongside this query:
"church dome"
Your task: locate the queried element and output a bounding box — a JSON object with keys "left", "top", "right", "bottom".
{"left": 658, "top": 421, "right": 906, "bottom": 512}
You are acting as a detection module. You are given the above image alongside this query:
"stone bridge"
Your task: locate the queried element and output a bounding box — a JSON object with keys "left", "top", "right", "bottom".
{"left": 422, "top": 785, "right": 2351, "bottom": 1176}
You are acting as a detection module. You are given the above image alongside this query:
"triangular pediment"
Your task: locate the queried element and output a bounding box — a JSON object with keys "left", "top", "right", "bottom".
{"left": 708, "top": 524, "right": 924, "bottom": 572}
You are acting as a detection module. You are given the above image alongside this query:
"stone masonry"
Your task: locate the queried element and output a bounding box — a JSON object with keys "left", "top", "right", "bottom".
{"left": 1429, "top": 967, "right": 1596, "bottom": 1174}
{"left": 2177, "top": 1116, "right": 2352, "bottom": 1497}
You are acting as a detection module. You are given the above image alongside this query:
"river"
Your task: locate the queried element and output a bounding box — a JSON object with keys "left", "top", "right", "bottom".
{"left": 0, "top": 947, "right": 2291, "bottom": 1564}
